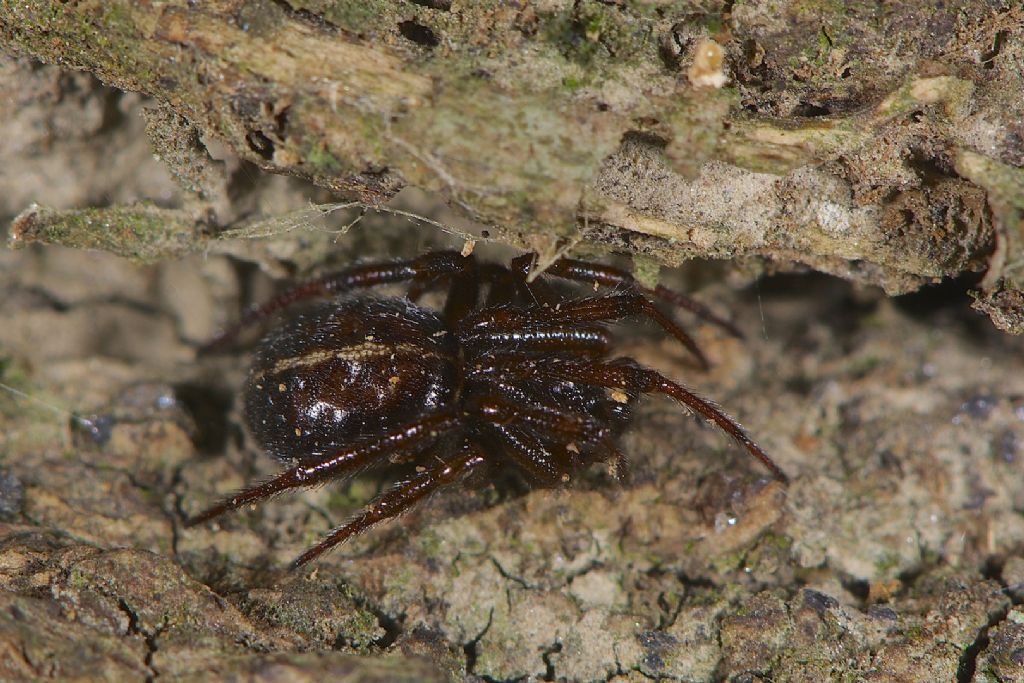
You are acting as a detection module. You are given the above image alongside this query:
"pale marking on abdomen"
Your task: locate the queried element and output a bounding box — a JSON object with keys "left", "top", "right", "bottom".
{"left": 252, "top": 342, "right": 442, "bottom": 382}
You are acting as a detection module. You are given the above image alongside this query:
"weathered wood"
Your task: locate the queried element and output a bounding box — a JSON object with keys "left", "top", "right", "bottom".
{"left": 2, "top": 1, "right": 1021, "bottom": 330}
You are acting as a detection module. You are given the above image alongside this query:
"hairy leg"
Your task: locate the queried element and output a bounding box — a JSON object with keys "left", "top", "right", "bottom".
{"left": 461, "top": 325, "right": 613, "bottom": 358}
{"left": 466, "top": 382, "right": 625, "bottom": 483}
{"left": 533, "top": 359, "right": 788, "bottom": 483}
{"left": 290, "top": 442, "right": 486, "bottom": 568}
{"left": 468, "top": 390, "right": 610, "bottom": 441}
{"left": 525, "top": 255, "right": 744, "bottom": 339}
{"left": 483, "top": 423, "right": 570, "bottom": 485}
{"left": 186, "top": 412, "right": 460, "bottom": 526}
{"left": 460, "top": 293, "right": 711, "bottom": 368}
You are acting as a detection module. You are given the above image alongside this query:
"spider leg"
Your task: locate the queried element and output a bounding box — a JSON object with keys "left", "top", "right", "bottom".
{"left": 406, "top": 278, "right": 432, "bottom": 303}
{"left": 462, "top": 326, "right": 612, "bottom": 358}
{"left": 403, "top": 255, "right": 484, "bottom": 322}
{"left": 468, "top": 387, "right": 623, "bottom": 484}
{"left": 290, "top": 442, "right": 486, "bottom": 569}
{"left": 441, "top": 256, "right": 482, "bottom": 326}
{"left": 186, "top": 412, "right": 460, "bottom": 526}
{"left": 202, "top": 250, "right": 471, "bottom": 352}
{"left": 461, "top": 293, "right": 711, "bottom": 369}
{"left": 537, "top": 257, "right": 744, "bottom": 339}
{"left": 504, "top": 254, "right": 564, "bottom": 305}
{"left": 483, "top": 423, "right": 570, "bottom": 485}
{"left": 470, "top": 391, "right": 608, "bottom": 441}
{"left": 479, "top": 263, "right": 546, "bottom": 307}
{"left": 408, "top": 261, "right": 517, "bottom": 307}
{"left": 535, "top": 359, "right": 788, "bottom": 483}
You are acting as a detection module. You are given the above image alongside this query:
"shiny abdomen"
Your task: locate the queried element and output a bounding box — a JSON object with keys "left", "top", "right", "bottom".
{"left": 244, "top": 297, "right": 458, "bottom": 462}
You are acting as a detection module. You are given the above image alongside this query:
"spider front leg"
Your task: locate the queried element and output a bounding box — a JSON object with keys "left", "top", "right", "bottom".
{"left": 462, "top": 293, "right": 712, "bottom": 369}
{"left": 290, "top": 443, "right": 486, "bottom": 569}
{"left": 462, "top": 325, "right": 613, "bottom": 359}
{"left": 535, "top": 360, "right": 788, "bottom": 483}
{"left": 523, "top": 255, "right": 744, "bottom": 339}
{"left": 202, "top": 250, "right": 472, "bottom": 352}
{"left": 186, "top": 412, "right": 459, "bottom": 526}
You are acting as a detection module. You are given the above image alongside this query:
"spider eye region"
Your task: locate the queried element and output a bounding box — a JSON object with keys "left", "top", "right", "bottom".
{"left": 244, "top": 297, "right": 458, "bottom": 462}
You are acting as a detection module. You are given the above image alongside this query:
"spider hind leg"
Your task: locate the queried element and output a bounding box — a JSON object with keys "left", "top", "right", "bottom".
{"left": 290, "top": 444, "right": 485, "bottom": 569}
{"left": 186, "top": 412, "right": 459, "bottom": 527}
{"left": 535, "top": 359, "right": 788, "bottom": 483}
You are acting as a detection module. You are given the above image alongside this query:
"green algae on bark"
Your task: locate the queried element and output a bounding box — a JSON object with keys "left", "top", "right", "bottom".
{"left": 10, "top": 203, "right": 202, "bottom": 262}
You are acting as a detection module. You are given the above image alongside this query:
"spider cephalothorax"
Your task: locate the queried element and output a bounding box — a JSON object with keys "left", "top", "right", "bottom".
{"left": 188, "top": 250, "right": 787, "bottom": 568}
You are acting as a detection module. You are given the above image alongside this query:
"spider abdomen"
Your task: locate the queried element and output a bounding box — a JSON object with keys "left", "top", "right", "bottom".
{"left": 245, "top": 296, "right": 458, "bottom": 462}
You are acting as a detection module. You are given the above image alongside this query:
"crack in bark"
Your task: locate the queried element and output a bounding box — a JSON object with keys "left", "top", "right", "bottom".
{"left": 346, "top": 589, "right": 404, "bottom": 651}
{"left": 956, "top": 560, "right": 1024, "bottom": 683}
{"left": 540, "top": 640, "right": 562, "bottom": 681}
{"left": 489, "top": 556, "right": 542, "bottom": 591}
{"left": 956, "top": 600, "right": 1010, "bottom": 683}
{"left": 463, "top": 606, "right": 494, "bottom": 679}
{"left": 116, "top": 597, "right": 163, "bottom": 682}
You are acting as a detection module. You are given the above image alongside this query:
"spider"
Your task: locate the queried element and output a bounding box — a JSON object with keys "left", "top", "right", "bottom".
{"left": 187, "top": 250, "right": 787, "bottom": 568}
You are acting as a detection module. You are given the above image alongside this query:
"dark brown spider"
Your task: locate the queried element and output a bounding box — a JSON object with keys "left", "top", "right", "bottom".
{"left": 187, "top": 250, "right": 787, "bottom": 568}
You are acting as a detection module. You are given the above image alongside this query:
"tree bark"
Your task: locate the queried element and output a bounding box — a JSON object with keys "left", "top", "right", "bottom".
{"left": 2, "top": 0, "right": 1022, "bottom": 329}
{"left": 4, "top": 4, "right": 1024, "bottom": 679}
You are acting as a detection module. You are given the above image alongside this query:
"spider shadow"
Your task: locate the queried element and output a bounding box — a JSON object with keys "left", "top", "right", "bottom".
{"left": 890, "top": 272, "right": 1008, "bottom": 346}
{"left": 741, "top": 269, "right": 1014, "bottom": 354}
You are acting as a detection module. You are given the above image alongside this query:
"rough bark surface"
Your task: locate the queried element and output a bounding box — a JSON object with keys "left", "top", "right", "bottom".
{"left": 3, "top": 3, "right": 1024, "bottom": 682}
{"left": 1, "top": 0, "right": 1022, "bottom": 329}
